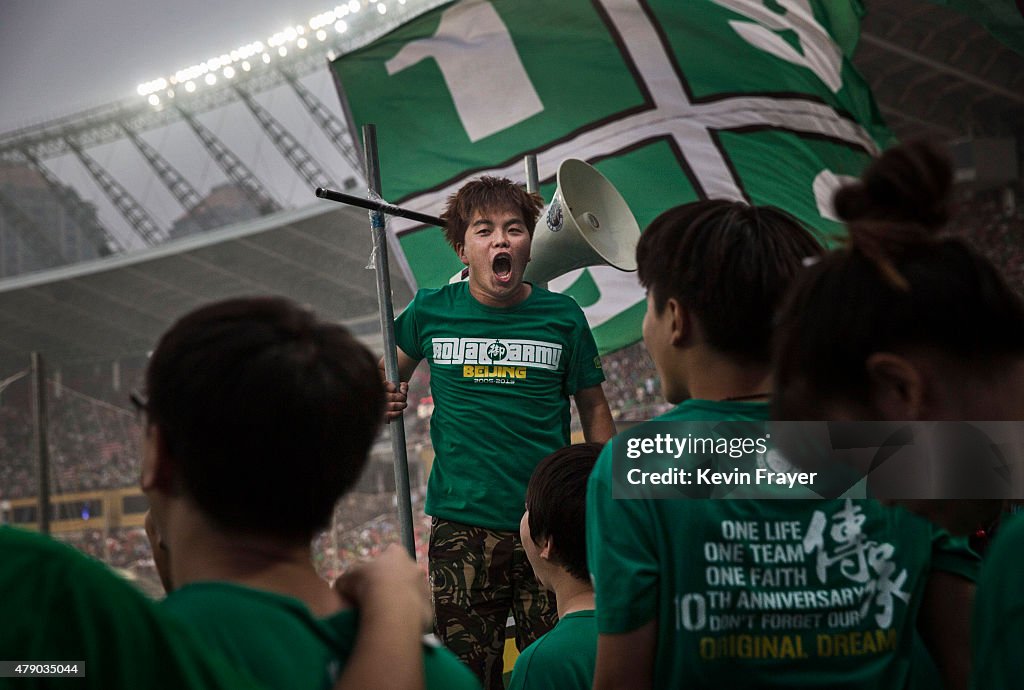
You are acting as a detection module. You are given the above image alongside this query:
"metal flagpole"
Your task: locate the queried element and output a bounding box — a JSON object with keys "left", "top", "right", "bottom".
{"left": 315, "top": 187, "right": 442, "bottom": 227}
{"left": 524, "top": 154, "right": 539, "bottom": 194}
{"left": 30, "top": 352, "right": 51, "bottom": 535}
{"left": 361, "top": 124, "right": 416, "bottom": 557}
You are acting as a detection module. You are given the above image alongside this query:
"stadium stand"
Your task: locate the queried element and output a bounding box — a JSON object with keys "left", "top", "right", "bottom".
{"left": 3, "top": 180, "right": 1022, "bottom": 591}
{"left": 0, "top": 8, "right": 1021, "bottom": 655}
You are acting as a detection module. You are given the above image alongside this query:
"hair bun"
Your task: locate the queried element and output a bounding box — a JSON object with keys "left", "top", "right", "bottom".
{"left": 835, "top": 140, "right": 953, "bottom": 231}
{"left": 833, "top": 182, "right": 872, "bottom": 222}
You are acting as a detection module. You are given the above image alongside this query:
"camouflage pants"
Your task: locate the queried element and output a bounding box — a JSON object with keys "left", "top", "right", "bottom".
{"left": 429, "top": 517, "right": 557, "bottom": 690}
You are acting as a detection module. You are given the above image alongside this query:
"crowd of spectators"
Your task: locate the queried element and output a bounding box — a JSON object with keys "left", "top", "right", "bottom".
{"left": 43, "top": 491, "right": 433, "bottom": 600}
{"left": 4, "top": 183, "right": 1020, "bottom": 596}
{"left": 57, "top": 526, "right": 152, "bottom": 570}
{"left": 54, "top": 526, "right": 165, "bottom": 597}
{"left": 312, "top": 492, "right": 433, "bottom": 582}
{"left": 0, "top": 405, "right": 34, "bottom": 500}
{"left": 599, "top": 342, "right": 669, "bottom": 421}
{"left": 949, "top": 186, "right": 1024, "bottom": 293}
{"left": 0, "top": 382, "right": 140, "bottom": 500}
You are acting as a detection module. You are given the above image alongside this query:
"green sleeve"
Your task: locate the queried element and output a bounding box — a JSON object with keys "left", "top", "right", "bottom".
{"left": 507, "top": 640, "right": 537, "bottom": 690}
{"left": 929, "top": 528, "right": 981, "bottom": 582}
{"left": 586, "top": 442, "right": 659, "bottom": 634}
{"left": 508, "top": 630, "right": 591, "bottom": 690}
{"left": 970, "top": 515, "right": 1024, "bottom": 690}
{"left": 565, "top": 303, "right": 605, "bottom": 396}
{"left": 424, "top": 641, "right": 482, "bottom": 689}
{"left": 394, "top": 291, "right": 424, "bottom": 361}
{"left": 0, "top": 528, "right": 265, "bottom": 690}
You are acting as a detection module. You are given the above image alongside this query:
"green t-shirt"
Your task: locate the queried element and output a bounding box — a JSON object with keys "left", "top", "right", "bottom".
{"left": 395, "top": 282, "right": 605, "bottom": 530}
{"left": 508, "top": 609, "right": 596, "bottom": 690}
{"left": 971, "top": 513, "right": 1024, "bottom": 690}
{"left": 0, "top": 527, "right": 263, "bottom": 690}
{"left": 586, "top": 400, "right": 980, "bottom": 689}
{"left": 161, "top": 581, "right": 479, "bottom": 690}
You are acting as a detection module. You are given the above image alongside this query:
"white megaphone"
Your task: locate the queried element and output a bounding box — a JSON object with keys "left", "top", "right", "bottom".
{"left": 448, "top": 159, "right": 641, "bottom": 285}
{"left": 524, "top": 158, "right": 640, "bottom": 286}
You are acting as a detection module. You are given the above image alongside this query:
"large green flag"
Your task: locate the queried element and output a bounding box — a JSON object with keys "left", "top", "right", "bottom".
{"left": 331, "top": 0, "right": 892, "bottom": 354}
{"left": 931, "top": 0, "right": 1024, "bottom": 54}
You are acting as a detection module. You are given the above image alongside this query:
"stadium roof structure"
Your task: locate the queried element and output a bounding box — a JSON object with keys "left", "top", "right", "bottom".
{"left": 0, "top": 0, "right": 1022, "bottom": 376}
{"left": 0, "top": 201, "right": 414, "bottom": 374}
{"left": 857, "top": 0, "right": 1024, "bottom": 139}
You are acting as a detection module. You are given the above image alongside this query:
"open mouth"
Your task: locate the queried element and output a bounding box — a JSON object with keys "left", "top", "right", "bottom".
{"left": 492, "top": 253, "right": 512, "bottom": 282}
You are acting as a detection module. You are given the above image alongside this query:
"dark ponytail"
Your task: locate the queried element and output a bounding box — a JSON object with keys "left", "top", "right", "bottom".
{"left": 773, "top": 140, "right": 1024, "bottom": 418}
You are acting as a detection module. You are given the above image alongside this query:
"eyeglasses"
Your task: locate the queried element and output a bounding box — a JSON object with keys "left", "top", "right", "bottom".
{"left": 130, "top": 390, "right": 148, "bottom": 422}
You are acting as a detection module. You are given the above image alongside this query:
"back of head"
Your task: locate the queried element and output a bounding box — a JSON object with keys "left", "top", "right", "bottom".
{"left": 525, "top": 442, "right": 602, "bottom": 583}
{"left": 774, "top": 140, "right": 1024, "bottom": 418}
{"left": 439, "top": 176, "right": 543, "bottom": 250}
{"left": 637, "top": 200, "right": 824, "bottom": 363}
{"left": 146, "top": 296, "right": 385, "bottom": 541}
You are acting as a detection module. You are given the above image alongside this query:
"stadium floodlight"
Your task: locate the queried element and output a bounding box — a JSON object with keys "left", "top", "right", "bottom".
{"left": 135, "top": 0, "right": 408, "bottom": 104}
{"left": 148, "top": 94, "right": 160, "bottom": 106}
{"left": 167, "top": 89, "right": 175, "bottom": 98}
{"left": 309, "top": 12, "right": 323, "bottom": 29}
{"left": 136, "top": 77, "right": 168, "bottom": 96}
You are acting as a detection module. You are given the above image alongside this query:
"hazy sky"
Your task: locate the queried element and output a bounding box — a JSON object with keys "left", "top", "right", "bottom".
{"left": 0, "top": 0, "right": 338, "bottom": 132}
{"left": 0, "top": 0, "right": 417, "bottom": 249}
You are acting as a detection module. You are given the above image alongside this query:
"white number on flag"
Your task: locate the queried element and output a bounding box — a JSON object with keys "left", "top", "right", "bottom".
{"left": 813, "top": 169, "right": 859, "bottom": 221}
{"left": 713, "top": 0, "right": 844, "bottom": 93}
{"left": 385, "top": 0, "right": 544, "bottom": 142}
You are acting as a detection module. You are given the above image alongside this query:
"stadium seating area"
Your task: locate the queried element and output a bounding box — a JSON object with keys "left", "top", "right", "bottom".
{"left": 0, "top": 388, "right": 140, "bottom": 500}
{"left": 950, "top": 187, "right": 1024, "bottom": 292}
{"left": 1, "top": 186, "right": 1020, "bottom": 593}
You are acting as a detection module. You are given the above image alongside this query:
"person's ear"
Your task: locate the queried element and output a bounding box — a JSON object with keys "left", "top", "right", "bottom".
{"left": 456, "top": 242, "right": 468, "bottom": 265}
{"left": 666, "top": 298, "right": 691, "bottom": 347}
{"left": 865, "top": 352, "right": 925, "bottom": 419}
{"left": 140, "top": 426, "right": 176, "bottom": 492}
{"left": 538, "top": 536, "right": 553, "bottom": 561}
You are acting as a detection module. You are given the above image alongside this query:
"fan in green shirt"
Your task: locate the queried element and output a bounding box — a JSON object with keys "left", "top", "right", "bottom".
{"left": 771, "top": 142, "right": 1024, "bottom": 690}
{"left": 587, "top": 196, "right": 979, "bottom": 689}
{"left": 509, "top": 443, "right": 603, "bottom": 690}
{"left": 382, "top": 176, "right": 615, "bottom": 689}
{"left": 138, "top": 296, "right": 478, "bottom": 690}
{"left": 0, "top": 526, "right": 267, "bottom": 690}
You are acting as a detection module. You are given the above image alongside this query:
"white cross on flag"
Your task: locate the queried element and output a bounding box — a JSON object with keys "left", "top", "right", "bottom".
{"left": 331, "top": 0, "right": 893, "bottom": 353}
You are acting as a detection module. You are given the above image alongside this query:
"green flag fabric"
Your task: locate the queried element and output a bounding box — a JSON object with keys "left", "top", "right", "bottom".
{"left": 931, "top": 0, "right": 1024, "bottom": 54}
{"left": 331, "top": 0, "right": 892, "bottom": 354}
